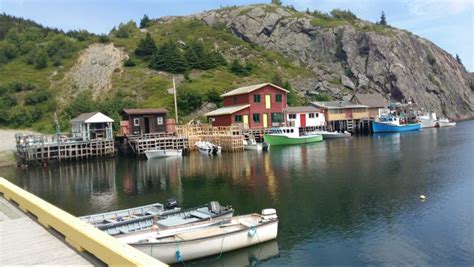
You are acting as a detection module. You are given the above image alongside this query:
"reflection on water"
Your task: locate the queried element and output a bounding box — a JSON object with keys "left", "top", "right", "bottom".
{"left": 2, "top": 121, "right": 474, "bottom": 265}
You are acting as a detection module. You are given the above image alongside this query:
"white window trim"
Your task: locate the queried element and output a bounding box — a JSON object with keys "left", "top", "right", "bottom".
{"left": 133, "top": 118, "right": 140, "bottom": 126}
{"left": 157, "top": 117, "right": 163, "bottom": 125}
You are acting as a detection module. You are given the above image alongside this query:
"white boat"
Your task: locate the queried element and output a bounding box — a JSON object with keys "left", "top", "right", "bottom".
{"left": 436, "top": 118, "right": 456, "bottom": 127}
{"left": 145, "top": 149, "right": 182, "bottom": 159}
{"left": 243, "top": 137, "right": 270, "bottom": 151}
{"left": 312, "top": 130, "right": 351, "bottom": 139}
{"left": 117, "top": 209, "right": 279, "bottom": 264}
{"left": 195, "top": 141, "right": 222, "bottom": 155}
{"left": 418, "top": 112, "right": 437, "bottom": 128}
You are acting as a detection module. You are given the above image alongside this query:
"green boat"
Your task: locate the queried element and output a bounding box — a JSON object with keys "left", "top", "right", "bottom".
{"left": 263, "top": 127, "right": 323, "bottom": 145}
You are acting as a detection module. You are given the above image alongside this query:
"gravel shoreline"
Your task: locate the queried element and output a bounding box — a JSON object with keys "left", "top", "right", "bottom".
{"left": 0, "top": 129, "right": 40, "bottom": 167}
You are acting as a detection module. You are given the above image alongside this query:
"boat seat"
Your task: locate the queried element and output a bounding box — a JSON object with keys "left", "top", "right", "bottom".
{"left": 158, "top": 217, "right": 199, "bottom": 228}
{"left": 189, "top": 211, "right": 213, "bottom": 219}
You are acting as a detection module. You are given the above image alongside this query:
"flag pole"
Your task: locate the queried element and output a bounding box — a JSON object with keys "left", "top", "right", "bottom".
{"left": 173, "top": 77, "right": 178, "bottom": 124}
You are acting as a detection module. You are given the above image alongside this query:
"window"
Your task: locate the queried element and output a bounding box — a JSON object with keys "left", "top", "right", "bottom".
{"left": 253, "top": 94, "right": 261, "bottom": 103}
{"left": 289, "top": 114, "right": 296, "bottom": 119}
{"left": 253, "top": 113, "right": 260, "bottom": 123}
{"left": 271, "top": 112, "right": 284, "bottom": 123}
{"left": 275, "top": 94, "right": 282, "bottom": 102}
{"left": 133, "top": 118, "right": 140, "bottom": 126}
{"left": 329, "top": 109, "right": 343, "bottom": 114}
{"left": 316, "top": 113, "right": 319, "bottom": 117}
{"left": 233, "top": 96, "right": 237, "bottom": 104}
{"left": 309, "top": 113, "right": 315, "bottom": 118}
{"left": 235, "top": 115, "right": 243, "bottom": 122}
{"left": 157, "top": 117, "right": 163, "bottom": 125}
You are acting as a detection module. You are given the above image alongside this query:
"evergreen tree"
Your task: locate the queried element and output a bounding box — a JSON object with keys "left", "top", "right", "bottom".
{"left": 455, "top": 54, "right": 463, "bottom": 65}
{"left": 34, "top": 49, "right": 48, "bottom": 69}
{"left": 149, "top": 41, "right": 187, "bottom": 73}
{"left": 379, "top": 11, "right": 387, "bottom": 26}
{"left": 135, "top": 33, "right": 157, "bottom": 58}
{"left": 140, "top": 14, "right": 151, "bottom": 28}
{"left": 271, "top": 0, "right": 282, "bottom": 6}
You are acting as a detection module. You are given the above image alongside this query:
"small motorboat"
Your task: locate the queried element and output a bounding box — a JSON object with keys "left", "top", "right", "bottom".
{"left": 435, "top": 117, "right": 456, "bottom": 127}
{"left": 80, "top": 200, "right": 234, "bottom": 236}
{"left": 372, "top": 115, "right": 421, "bottom": 133}
{"left": 418, "top": 112, "right": 437, "bottom": 128}
{"left": 243, "top": 136, "right": 269, "bottom": 151}
{"left": 312, "top": 130, "right": 351, "bottom": 139}
{"left": 195, "top": 141, "right": 222, "bottom": 155}
{"left": 145, "top": 149, "right": 182, "bottom": 159}
{"left": 117, "top": 209, "right": 279, "bottom": 264}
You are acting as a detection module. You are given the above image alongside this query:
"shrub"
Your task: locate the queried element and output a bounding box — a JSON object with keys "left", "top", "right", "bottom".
{"left": 25, "top": 89, "right": 51, "bottom": 105}
{"left": 34, "top": 49, "right": 48, "bottom": 69}
{"left": 330, "top": 9, "right": 358, "bottom": 20}
{"left": 124, "top": 58, "right": 136, "bottom": 67}
{"left": 149, "top": 41, "right": 188, "bottom": 73}
{"left": 134, "top": 33, "right": 157, "bottom": 58}
{"left": 98, "top": 34, "right": 110, "bottom": 43}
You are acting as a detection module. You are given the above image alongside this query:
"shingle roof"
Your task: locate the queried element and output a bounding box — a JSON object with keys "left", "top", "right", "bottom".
{"left": 70, "top": 112, "right": 114, "bottom": 123}
{"left": 220, "top": 83, "right": 289, "bottom": 97}
{"left": 311, "top": 101, "right": 368, "bottom": 109}
{"left": 353, "top": 93, "right": 388, "bottom": 108}
{"left": 285, "top": 106, "right": 322, "bottom": 113}
{"left": 122, "top": 108, "right": 168, "bottom": 115}
{"left": 204, "top": 104, "right": 250, "bottom": 116}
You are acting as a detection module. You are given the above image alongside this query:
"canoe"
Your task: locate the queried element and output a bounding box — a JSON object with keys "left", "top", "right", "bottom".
{"left": 145, "top": 149, "right": 182, "bottom": 159}
{"left": 372, "top": 121, "right": 421, "bottom": 133}
{"left": 117, "top": 209, "right": 279, "bottom": 264}
{"left": 81, "top": 201, "right": 234, "bottom": 236}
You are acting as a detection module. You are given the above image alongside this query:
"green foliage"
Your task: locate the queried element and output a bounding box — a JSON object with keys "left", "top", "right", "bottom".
{"left": 149, "top": 41, "right": 188, "bottom": 73}
{"left": 427, "top": 52, "right": 436, "bottom": 66}
{"left": 271, "top": 0, "right": 282, "bottom": 6}
{"left": 24, "top": 88, "right": 51, "bottom": 105}
{"left": 140, "top": 14, "right": 151, "bottom": 29}
{"left": 0, "top": 41, "right": 18, "bottom": 64}
{"left": 66, "top": 29, "right": 95, "bottom": 41}
{"left": 378, "top": 11, "right": 387, "bottom": 26}
{"left": 135, "top": 33, "right": 157, "bottom": 58}
{"left": 312, "top": 92, "right": 333, "bottom": 101}
{"left": 124, "top": 58, "right": 136, "bottom": 67}
{"left": 46, "top": 34, "right": 77, "bottom": 59}
{"left": 98, "top": 34, "right": 110, "bottom": 43}
{"left": 0, "top": 13, "right": 61, "bottom": 39}
{"left": 177, "top": 90, "right": 203, "bottom": 114}
{"left": 455, "top": 54, "right": 462, "bottom": 65}
{"left": 330, "top": 9, "right": 358, "bottom": 20}
{"left": 34, "top": 49, "right": 48, "bottom": 69}
{"left": 206, "top": 88, "right": 222, "bottom": 107}
{"left": 230, "top": 60, "right": 254, "bottom": 76}
{"left": 114, "top": 20, "right": 138, "bottom": 38}
{"left": 185, "top": 41, "right": 226, "bottom": 70}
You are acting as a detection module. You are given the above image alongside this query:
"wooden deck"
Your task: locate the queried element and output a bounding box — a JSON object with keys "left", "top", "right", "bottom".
{"left": 0, "top": 196, "right": 99, "bottom": 265}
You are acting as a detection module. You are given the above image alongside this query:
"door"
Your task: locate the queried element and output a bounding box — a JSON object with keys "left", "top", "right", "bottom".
{"left": 144, "top": 117, "right": 150, "bottom": 133}
{"left": 243, "top": 115, "right": 249, "bottom": 129}
{"left": 263, "top": 113, "right": 268, "bottom": 128}
{"left": 265, "top": 95, "right": 271, "bottom": 109}
{"left": 300, "top": 113, "right": 306, "bottom": 127}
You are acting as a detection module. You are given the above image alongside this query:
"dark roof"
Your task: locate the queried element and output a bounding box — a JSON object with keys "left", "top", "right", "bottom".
{"left": 285, "top": 106, "right": 321, "bottom": 113}
{"left": 122, "top": 108, "right": 168, "bottom": 115}
{"left": 311, "top": 101, "right": 368, "bottom": 109}
{"left": 353, "top": 93, "right": 388, "bottom": 108}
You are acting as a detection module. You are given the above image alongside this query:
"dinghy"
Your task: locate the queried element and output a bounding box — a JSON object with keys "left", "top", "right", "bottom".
{"left": 145, "top": 149, "right": 182, "bottom": 159}
{"left": 117, "top": 209, "right": 279, "bottom": 264}
{"left": 195, "top": 141, "right": 222, "bottom": 155}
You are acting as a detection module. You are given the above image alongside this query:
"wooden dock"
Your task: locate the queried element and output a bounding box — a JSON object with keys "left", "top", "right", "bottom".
{"left": 127, "top": 133, "right": 189, "bottom": 155}
{"left": 0, "top": 196, "right": 97, "bottom": 265}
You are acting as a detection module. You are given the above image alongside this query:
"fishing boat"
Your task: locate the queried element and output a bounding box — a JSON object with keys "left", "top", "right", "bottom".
{"left": 263, "top": 127, "right": 322, "bottom": 145}
{"left": 145, "top": 149, "right": 182, "bottom": 159}
{"left": 312, "top": 130, "right": 351, "bottom": 139}
{"left": 417, "top": 112, "right": 437, "bottom": 128}
{"left": 117, "top": 209, "right": 279, "bottom": 264}
{"left": 372, "top": 116, "right": 421, "bottom": 133}
{"left": 195, "top": 141, "right": 222, "bottom": 155}
{"left": 80, "top": 200, "right": 234, "bottom": 236}
{"left": 435, "top": 117, "right": 456, "bottom": 127}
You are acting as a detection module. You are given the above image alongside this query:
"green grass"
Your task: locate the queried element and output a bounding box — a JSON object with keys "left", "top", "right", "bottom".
{"left": 311, "top": 18, "right": 348, "bottom": 28}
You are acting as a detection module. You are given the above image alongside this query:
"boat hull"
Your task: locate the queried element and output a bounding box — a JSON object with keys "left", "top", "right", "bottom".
{"left": 145, "top": 149, "right": 182, "bottom": 159}
{"left": 263, "top": 134, "right": 322, "bottom": 145}
{"left": 419, "top": 118, "right": 437, "bottom": 128}
{"left": 372, "top": 122, "right": 421, "bottom": 133}
{"left": 131, "top": 220, "right": 278, "bottom": 264}
{"left": 317, "top": 132, "right": 351, "bottom": 139}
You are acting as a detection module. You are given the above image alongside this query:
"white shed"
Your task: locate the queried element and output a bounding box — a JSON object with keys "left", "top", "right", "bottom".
{"left": 285, "top": 106, "right": 325, "bottom": 128}
{"left": 70, "top": 112, "right": 114, "bottom": 141}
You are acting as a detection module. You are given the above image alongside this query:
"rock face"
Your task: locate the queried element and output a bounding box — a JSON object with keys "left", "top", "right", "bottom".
{"left": 67, "top": 43, "right": 127, "bottom": 99}
{"left": 193, "top": 4, "right": 473, "bottom": 119}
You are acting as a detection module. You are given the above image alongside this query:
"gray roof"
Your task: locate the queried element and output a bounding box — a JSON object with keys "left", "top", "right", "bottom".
{"left": 353, "top": 93, "right": 388, "bottom": 108}
{"left": 310, "top": 101, "right": 368, "bottom": 109}
{"left": 204, "top": 104, "right": 250, "bottom": 116}
{"left": 221, "top": 83, "right": 289, "bottom": 97}
{"left": 285, "top": 106, "right": 322, "bottom": 113}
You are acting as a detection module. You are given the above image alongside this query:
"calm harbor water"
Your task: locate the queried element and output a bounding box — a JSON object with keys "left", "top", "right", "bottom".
{"left": 2, "top": 120, "right": 474, "bottom": 265}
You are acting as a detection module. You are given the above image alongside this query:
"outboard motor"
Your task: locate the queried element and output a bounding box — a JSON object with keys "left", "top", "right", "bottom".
{"left": 208, "top": 201, "right": 222, "bottom": 214}
{"left": 262, "top": 142, "right": 270, "bottom": 152}
{"left": 165, "top": 197, "right": 178, "bottom": 210}
{"left": 211, "top": 145, "right": 219, "bottom": 155}
{"left": 261, "top": 208, "right": 277, "bottom": 221}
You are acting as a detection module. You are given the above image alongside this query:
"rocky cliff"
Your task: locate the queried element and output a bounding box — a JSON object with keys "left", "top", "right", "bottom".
{"left": 192, "top": 4, "right": 473, "bottom": 119}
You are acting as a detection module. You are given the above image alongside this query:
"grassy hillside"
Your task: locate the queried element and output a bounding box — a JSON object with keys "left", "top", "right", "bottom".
{"left": 0, "top": 13, "right": 312, "bottom": 133}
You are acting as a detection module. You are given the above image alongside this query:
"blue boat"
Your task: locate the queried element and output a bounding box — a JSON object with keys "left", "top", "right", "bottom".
{"left": 372, "top": 116, "right": 421, "bottom": 133}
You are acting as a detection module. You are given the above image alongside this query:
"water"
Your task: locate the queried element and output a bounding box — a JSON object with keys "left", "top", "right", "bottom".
{"left": 2, "top": 121, "right": 474, "bottom": 265}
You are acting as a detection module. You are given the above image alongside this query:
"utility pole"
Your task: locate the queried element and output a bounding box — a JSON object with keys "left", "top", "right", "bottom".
{"left": 173, "top": 77, "right": 178, "bottom": 124}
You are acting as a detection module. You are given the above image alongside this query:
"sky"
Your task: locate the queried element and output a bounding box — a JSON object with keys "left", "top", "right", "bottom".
{"left": 1, "top": 0, "right": 473, "bottom": 71}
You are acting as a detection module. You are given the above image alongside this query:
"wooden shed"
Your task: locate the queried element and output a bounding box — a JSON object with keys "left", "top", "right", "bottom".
{"left": 70, "top": 112, "right": 114, "bottom": 141}
{"left": 120, "top": 108, "right": 168, "bottom": 136}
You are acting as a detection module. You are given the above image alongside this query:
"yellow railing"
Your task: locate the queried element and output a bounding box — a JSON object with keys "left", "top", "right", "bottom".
{"left": 0, "top": 177, "right": 167, "bottom": 267}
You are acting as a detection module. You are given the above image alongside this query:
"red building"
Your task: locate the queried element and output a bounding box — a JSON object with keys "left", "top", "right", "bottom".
{"left": 205, "top": 83, "right": 288, "bottom": 128}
